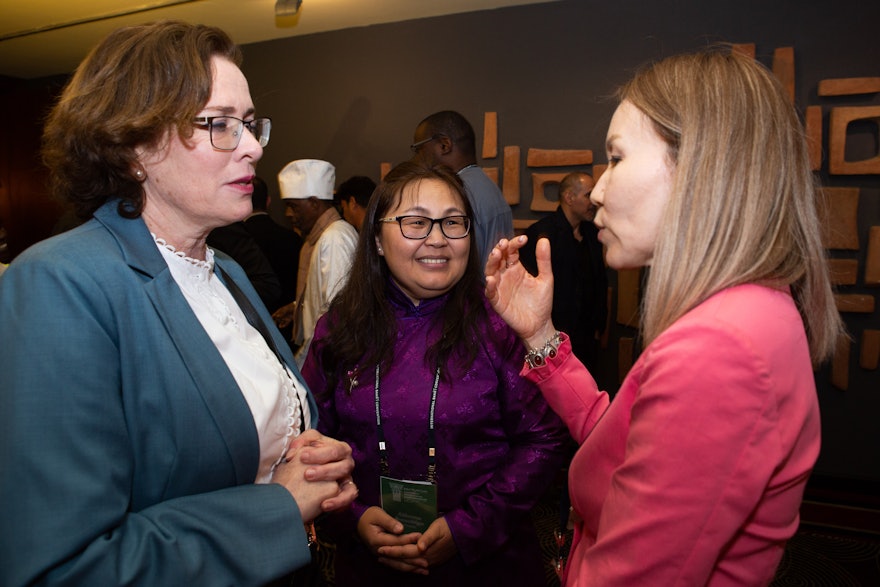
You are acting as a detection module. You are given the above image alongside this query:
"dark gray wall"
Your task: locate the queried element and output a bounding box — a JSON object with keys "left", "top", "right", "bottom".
{"left": 240, "top": 0, "right": 880, "bottom": 485}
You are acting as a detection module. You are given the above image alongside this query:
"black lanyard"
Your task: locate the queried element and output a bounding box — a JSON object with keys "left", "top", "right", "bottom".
{"left": 374, "top": 364, "right": 440, "bottom": 484}
{"left": 218, "top": 265, "right": 305, "bottom": 433}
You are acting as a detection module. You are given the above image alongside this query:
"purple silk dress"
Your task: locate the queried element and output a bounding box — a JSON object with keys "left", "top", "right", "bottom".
{"left": 303, "top": 282, "right": 569, "bottom": 585}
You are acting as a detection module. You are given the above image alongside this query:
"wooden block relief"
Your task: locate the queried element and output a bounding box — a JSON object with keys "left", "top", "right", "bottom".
{"left": 831, "top": 333, "right": 850, "bottom": 390}
{"left": 526, "top": 148, "right": 593, "bottom": 167}
{"left": 731, "top": 43, "right": 755, "bottom": 59}
{"left": 512, "top": 218, "right": 534, "bottom": 234}
{"left": 817, "top": 187, "right": 860, "bottom": 250}
{"left": 502, "top": 146, "right": 520, "bottom": 205}
{"left": 860, "top": 330, "right": 880, "bottom": 370}
{"left": 865, "top": 226, "right": 880, "bottom": 286}
{"left": 618, "top": 337, "right": 635, "bottom": 384}
{"left": 772, "top": 47, "right": 795, "bottom": 103}
{"left": 818, "top": 77, "right": 880, "bottom": 96}
{"left": 805, "top": 105, "right": 822, "bottom": 171}
{"left": 380, "top": 162, "right": 391, "bottom": 180}
{"left": 530, "top": 172, "right": 568, "bottom": 212}
{"left": 483, "top": 167, "right": 499, "bottom": 185}
{"left": 834, "top": 294, "right": 875, "bottom": 313}
{"left": 616, "top": 268, "right": 641, "bottom": 328}
{"left": 482, "top": 112, "right": 498, "bottom": 159}
{"left": 828, "top": 259, "right": 859, "bottom": 286}
{"left": 593, "top": 164, "right": 607, "bottom": 183}
{"left": 828, "top": 106, "right": 880, "bottom": 175}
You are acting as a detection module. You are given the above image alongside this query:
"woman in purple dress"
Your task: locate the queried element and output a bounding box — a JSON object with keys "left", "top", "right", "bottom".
{"left": 302, "top": 161, "right": 569, "bottom": 585}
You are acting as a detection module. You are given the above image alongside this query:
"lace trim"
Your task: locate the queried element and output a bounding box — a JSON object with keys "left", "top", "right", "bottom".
{"left": 151, "top": 233, "right": 214, "bottom": 270}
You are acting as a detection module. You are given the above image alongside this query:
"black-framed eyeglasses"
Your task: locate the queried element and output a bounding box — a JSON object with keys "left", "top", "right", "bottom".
{"left": 378, "top": 215, "right": 471, "bottom": 239}
{"left": 193, "top": 116, "right": 272, "bottom": 151}
{"left": 409, "top": 134, "right": 441, "bottom": 153}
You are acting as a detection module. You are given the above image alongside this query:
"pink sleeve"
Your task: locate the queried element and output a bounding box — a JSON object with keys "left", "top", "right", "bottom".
{"left": 522, "top": 334, "right": 610, "bottom": 443}
{"left": 584, "top": 322, "right": 802, "bottom": 585}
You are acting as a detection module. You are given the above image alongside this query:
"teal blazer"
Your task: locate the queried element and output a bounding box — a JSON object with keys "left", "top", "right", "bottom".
{"left": 0, "top": 201, "right": 317, "bottom": 586}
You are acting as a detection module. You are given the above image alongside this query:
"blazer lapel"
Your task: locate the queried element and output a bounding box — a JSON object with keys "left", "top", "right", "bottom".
{"left": 95, "top": 203, "right": 260, "bottom": 484}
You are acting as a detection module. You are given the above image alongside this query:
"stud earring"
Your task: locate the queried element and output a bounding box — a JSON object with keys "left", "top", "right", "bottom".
{"left": 134, "top": 168, "right": 145, "bottom": 180}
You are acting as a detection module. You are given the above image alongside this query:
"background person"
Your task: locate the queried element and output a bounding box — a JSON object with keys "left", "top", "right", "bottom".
{"left": 335, "top": 174, "right": 376, "bottom": 232}
{"left": 302, "top": 161, "right": 569, "bottom": 585}
{"left": 272, "top": 159, "right": 358, "bottom": 367}
{"left": 485, "top": 48, "right": 843, "bottom": 585}
{"left": 207, "top": 218, "right": 282, "bottom": 311}
{"left": 520, "top": 171, "right": 607, "bottom": 372}
{"left": 244, "top": 175, "right": 303, "bottom": 314}
{"left": 0, "top": 21, "right": 356, "bottom": 587}
{"left": 410, "top": 110, "right": 513, "bottom": 271}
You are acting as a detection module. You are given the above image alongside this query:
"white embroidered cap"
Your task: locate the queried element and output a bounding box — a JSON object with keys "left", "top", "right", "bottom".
{"left": 278, "top": 159, "right": 336, "bottom": 200}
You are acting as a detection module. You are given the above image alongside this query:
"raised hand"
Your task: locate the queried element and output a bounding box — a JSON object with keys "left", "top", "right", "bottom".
{"left": 484, "top": 236, "right": 558, "bottom": 348}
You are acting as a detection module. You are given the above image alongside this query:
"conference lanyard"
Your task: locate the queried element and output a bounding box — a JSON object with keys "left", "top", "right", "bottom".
{"left": 374, "top": 364, "right": 440, "bottom": 484}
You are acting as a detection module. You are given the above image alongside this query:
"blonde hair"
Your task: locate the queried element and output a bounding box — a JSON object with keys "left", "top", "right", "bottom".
{"left": 621, "top": 48, "right": 843, "bottom": 364}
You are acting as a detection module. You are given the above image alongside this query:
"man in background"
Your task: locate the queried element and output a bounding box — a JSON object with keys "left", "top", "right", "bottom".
{"left": 335, "top": 175, "right": 376, "bottom": 232}
{"left": 410, "top": 110, "right": 513, "bottom": 269}
{"left": 520, "top": 171, "right": 608, "bottom": 370}
{"left": 272, "top": 159, "right": 358, "bottom": 366}
{"left": 244, "top": 176, "right": 302, "bottom": 315}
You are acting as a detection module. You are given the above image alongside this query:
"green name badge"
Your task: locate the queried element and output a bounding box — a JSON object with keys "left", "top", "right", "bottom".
{"left": 379, "top": 475, "right": 438, "bottom": 533}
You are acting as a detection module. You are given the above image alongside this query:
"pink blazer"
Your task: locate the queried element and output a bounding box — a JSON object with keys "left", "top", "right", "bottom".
{"left": 526, "top": 284, "right": 820, "bottom": 586}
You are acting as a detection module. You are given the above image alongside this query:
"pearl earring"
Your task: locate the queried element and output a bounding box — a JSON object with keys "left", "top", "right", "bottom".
{"left": 135, "top": 168, "right": 145, "bottom": 180}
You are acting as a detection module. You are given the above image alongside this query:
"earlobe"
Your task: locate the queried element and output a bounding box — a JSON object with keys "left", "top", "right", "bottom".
{"left": 375, "top": 237, "right": 385, "bottom": 256}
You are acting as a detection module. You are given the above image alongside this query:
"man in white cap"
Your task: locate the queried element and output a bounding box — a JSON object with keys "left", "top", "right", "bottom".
{"left": 272, "top": 159, "right": 358, "bottom": 366}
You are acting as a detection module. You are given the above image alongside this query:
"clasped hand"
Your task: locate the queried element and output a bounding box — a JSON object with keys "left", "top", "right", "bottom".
{"left": 358, "top": 507, "right": 457, "bottom": 575}
{"left": 272, "top": 429, "right": 357, "bottom": 523}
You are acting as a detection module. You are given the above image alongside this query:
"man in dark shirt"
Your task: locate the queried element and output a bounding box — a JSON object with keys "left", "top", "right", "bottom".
{"left": 520, "top": 171, "right": 608, "bottom": 370}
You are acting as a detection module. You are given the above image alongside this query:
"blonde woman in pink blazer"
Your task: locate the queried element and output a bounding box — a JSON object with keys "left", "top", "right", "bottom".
{"left": 486, "top": 49, "right": 843, "bottom": 586}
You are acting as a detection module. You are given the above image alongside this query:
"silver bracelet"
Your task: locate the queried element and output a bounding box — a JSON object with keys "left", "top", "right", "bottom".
{"left": 525, "top": 331, "right": 562, "bottom": 369}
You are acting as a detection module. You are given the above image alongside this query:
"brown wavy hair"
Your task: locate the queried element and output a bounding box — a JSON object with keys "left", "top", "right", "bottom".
{"left": 41, "top": 20, "right": 241, "bottom": 219}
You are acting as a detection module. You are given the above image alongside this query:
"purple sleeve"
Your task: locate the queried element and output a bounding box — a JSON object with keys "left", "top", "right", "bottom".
{"left": 443, "top": 311, "right": 570, "bottom": 564}
{"left": 302, "top": 316, "right": 371, "bottom": 526}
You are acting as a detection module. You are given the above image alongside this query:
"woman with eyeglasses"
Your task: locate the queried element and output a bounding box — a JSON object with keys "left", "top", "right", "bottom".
{"left": 0, "top": 21, "right": 356, "bottom": 587}
{"left": 301, "top": 160, "right": 569, "bottom": 585}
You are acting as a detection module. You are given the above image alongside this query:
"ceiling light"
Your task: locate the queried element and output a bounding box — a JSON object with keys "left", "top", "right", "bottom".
{"left": 275, "top": 0, "right": 303, "bottom": 17}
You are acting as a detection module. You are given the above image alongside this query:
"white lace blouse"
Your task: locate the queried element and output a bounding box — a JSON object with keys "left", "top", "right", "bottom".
{"left": 153, "top": 235, "right": 310, "bottom": 483}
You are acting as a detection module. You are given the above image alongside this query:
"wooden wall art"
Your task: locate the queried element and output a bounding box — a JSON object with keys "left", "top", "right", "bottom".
{"left": 818, "top": 77, "right": 880, "bottom": 96}
{"left": 828, "top": 105, "right": 880, "bottom": 175}
{"left": 866, "top": 226, "right": 880, "bottom": 286}
{"left": 861, "top": 330, "right": 880, "bottom": 370}
{"left": 482, "top": 112, "right": 498, "bottom": 159}
{"left": 831, "top": 334, "right": 850, "bottom": 390}
{"left": 835, "top": 294, "right": 875, "bottom": 313}
{"left": 805, "top": 105, "right": 822, "bottom": 171}
{"left": 828, "top": 259, "right": 859, "bottom": 286}
{"left": 732, "top": 43, "right": 756, "bottom": 58}
{"left": 817, "top": 187, "right": 860, "bottom": 250}
{"left": 502, "top": 145, "right": 520, "bottom": 205}
{"left": 772, "top": 47, "right": 795, "bottom": 102}
{"left": 526, "top": 148, "right": 593, "bottom": 167}
{"left": 616, "top": 268, "right": 640, "bottom": 328}
{"left": 530, "top": 172, "right": 568, "bottom": 212}
{"left": 483, "top": 167, "right": 499, "bottom": 185}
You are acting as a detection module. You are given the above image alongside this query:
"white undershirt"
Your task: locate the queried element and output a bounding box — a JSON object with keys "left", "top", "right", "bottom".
{"left": 154, "top": 236, "right": 310, "bottom": 483}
